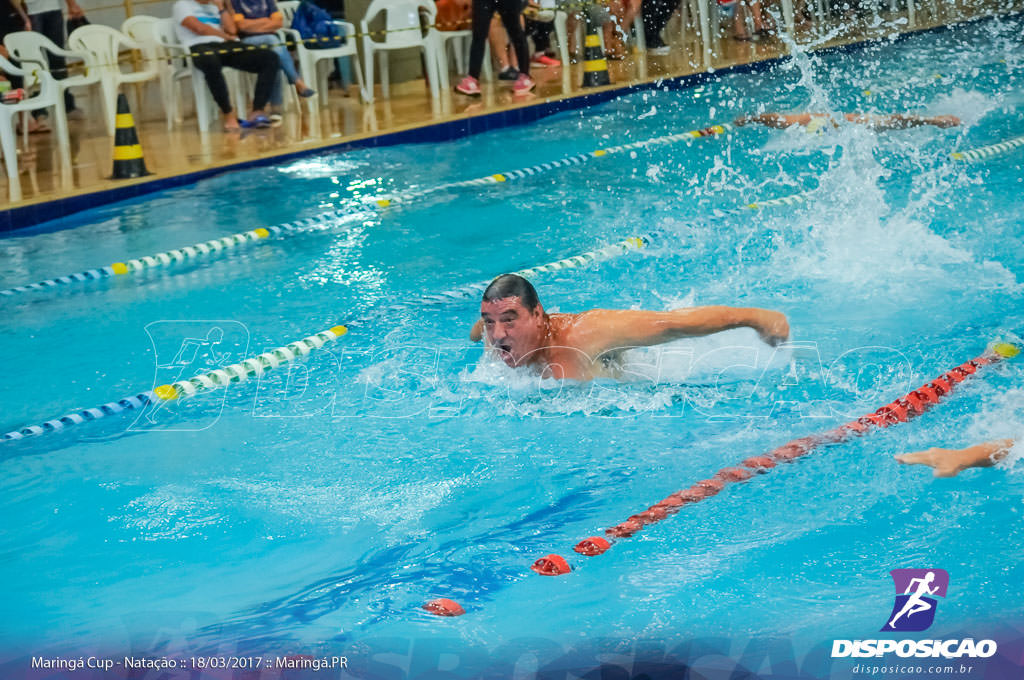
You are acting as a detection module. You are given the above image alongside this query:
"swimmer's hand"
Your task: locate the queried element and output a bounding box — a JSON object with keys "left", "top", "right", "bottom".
{"left": 470, "top": 319, "right": 483, "bottom": 342}
{"left": 931, "top": 115, "right": 961, "bottom": 128}
{"left": 753, "top": 309, "right": 789, "bottom": 346}
{"left": 895, "top": 448, "right": 966, "bottom": 477}
{"left": 896, "top": 440, "right": 1013, "bottom": 477}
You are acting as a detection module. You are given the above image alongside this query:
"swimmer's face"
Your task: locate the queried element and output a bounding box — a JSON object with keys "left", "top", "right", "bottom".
{"left": 480, "top": 296, "right": 545, "bottom": 367}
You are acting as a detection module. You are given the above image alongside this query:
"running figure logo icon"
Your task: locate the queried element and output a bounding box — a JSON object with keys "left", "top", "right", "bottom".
{"left": 882, "top": 569, "right": 949, "bottom": 632}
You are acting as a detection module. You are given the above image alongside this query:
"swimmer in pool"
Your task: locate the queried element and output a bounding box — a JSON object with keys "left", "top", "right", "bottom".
{"left": 733, "top": 113, "right": 961, "bottom": 131}
{"left": 896, "top": 439, "right": 1016, "bottom": 477}
{"left": 468, "top": 274, "right": 790, "bottom": 381}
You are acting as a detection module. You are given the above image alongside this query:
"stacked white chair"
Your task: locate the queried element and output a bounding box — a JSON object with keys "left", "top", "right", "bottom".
{"left": 360, "top": 0, "right": 443, "bottom": 102}
{"left": 67, "top": 24, "right": 158, "bottom": 136}
{"left": 122, "top": 15, "right": 180, "bottom": 130}
{"left": 0, "top": 55, "right": 71, "bottom": 202}
{"left": 278, "top": 0, "right": 365, "bottom": 107}
{"left": 4, "top": 30, "right": 100, "bottom": 122}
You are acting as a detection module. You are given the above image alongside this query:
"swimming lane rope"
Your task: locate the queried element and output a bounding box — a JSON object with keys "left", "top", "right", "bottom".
{"left": 0, "top": 326, "right": 348, "bottom": 443}
{"left": 950, "top": 133, "right": 1024, "bottom": 162}
{"left": 0, "top": 124, "right": 734, "bottom": 299}
{"left": 527, "top": 341, "right": 1020, "bottom": 574}
{"left": 0, "top": 210, "right": 368, "bottom": 298}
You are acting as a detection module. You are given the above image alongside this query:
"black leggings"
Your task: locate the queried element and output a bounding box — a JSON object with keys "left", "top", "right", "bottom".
{"left": 191, "top": 41, "right": 278, "bottom": 114}
{"left": 641, "top": 0, "right": 679, "bottom": 47}
{"left": 526, "top": 18, "right": 552, "bottom": 53}
{"left": 29, "top": 9, "right": 75, "bottom": 112}
{"left": 468, "top": 0, "right": 529, "bottom": 79}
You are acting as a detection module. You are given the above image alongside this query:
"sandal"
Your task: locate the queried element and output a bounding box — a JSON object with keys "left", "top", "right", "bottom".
{"left": 239, "top": 114, "right": 272, "bottom": 129}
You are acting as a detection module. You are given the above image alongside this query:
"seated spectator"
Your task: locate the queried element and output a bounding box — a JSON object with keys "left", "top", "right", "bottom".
{"left": 522, "top": 1, "right": 559, "bottom": 67}
{"left": 173, "top": 0, "right": 279, "bottom": 130}
{"left": 231, "top": 0, "right": 316, "bottom": 107}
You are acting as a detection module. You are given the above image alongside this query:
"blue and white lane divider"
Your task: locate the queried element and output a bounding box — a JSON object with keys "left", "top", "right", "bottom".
{"left": 418, "top": 186, "right": 816, "bottom": 305}
{"left": 1, "top": 124, "right": 737, "bottom": 299}
{"left": 1, "top": 326, "right": 348, "bottom": 443}
{"left": 365, "top": 123, "right": 735, "bottom": 208}
{"left": 419, "top": 236, "right": 650, "bottom": 305}
{"left": 0, "top": 210, "right": 369, "bottom": 298}
{"left": 951, "top": 134, "right": 1024, "bottom": 162}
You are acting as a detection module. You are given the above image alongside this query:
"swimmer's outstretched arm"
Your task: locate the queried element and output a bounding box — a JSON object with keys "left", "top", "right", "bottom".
{"left": 843, "top": 114, "right": 962, "bottom": 130}
{"left": 576, "top": 306, "right": 790, "bottom": 354}
{"left": 734, "top": 113, "right": 816, "bottom": 129}
{"left": 895, "top": 439, "right": 1014, "bottom": 477}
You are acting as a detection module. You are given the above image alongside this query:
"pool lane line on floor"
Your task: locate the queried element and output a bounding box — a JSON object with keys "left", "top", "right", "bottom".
{"left": 0, "top": 124, "right": 736, "bottom": 300}
{"left": 951, "top": 133, "right": 1024, "bottom": 161}
{"left": 0, "top": 326, "right": 348, "bottom": 443}
{"left": 525, "top": 340, "right": 1020, "bottom": 575}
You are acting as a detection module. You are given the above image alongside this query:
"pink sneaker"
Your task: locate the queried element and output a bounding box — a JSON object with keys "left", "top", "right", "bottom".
{"left": 532, "top": 54, "right": 561, "bottom": 67}
{"left": 454, "top": 75, "right": 481, "bottom": 96}
{"left": 513, "top": 74, "right": 536, "bottom": 95}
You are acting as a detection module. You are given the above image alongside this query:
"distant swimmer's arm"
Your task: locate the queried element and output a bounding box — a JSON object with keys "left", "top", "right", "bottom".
{"left": 578, "top": 306, "right": 790, "bottom": 354}
{"left": 844, "top": 113, "right": 962, "bottom": 130}
{"left": 895, "top": 439, "right": 1014, "bottom": 477}
{"left": 470, "top": 319, "right": 484, "bottom": 342}
{"left": 734, "top": 113, "right": 816, "bottom": 129}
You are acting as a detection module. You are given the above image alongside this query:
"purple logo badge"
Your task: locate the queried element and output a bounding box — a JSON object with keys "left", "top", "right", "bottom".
{"left": 881, "top": 569, "right": 949, "bottom": 632}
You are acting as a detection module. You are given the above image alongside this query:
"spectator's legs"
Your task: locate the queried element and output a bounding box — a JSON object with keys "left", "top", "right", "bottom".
{"left": 468, "top": 0, "right": 499, "bottom": 79}
{"left": 641, "top": 0, "right": 677, "bottom": 48}
{"left": 241, "top": 35, "right": 285, "bottom": 106}
{"left": 191, "top": 42, "right": 239, "bottom": 128}
{"left": 496, "top": 0, "right": 529, "bottom": 76}
{"left": 489, "top": 16, "right": 512, "bottom": 71}
{"left": 526, "top": 18, "right": 553, "bottom": 55}
{"left": 604, "top": 0, "right": 627, "bottom": 57}
{"left": 218, "top": 43, "right": 279, "bottom": 113}
{"left": 30, "top": 9, "right": 75, "bottom": 113}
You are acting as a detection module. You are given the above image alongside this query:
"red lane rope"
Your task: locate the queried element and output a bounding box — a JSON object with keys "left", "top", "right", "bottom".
{"left": 528, "top": 345, "right": 1013, "bottom": 572}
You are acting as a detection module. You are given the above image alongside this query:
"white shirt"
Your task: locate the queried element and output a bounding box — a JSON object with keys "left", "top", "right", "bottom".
{"left": 23, "top": 0, "right": 62, "bottom": 16}
{"left": 172, "top": 0, "right": 225, "bottom": 49}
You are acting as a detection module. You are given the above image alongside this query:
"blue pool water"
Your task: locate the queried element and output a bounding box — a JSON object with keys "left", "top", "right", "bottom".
{"left": 2, "top": 15, "right": 1024, "bottom": 677}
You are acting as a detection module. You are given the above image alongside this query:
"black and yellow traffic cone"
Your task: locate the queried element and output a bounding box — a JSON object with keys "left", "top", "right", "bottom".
{"left": 581, "top": 10, "right": 611, "bottom": 88}
{"left": 111, "top": 93, "right": 150, "bottom": 180}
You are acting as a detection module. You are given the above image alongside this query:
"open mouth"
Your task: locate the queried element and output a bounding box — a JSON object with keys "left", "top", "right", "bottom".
{"left": 495, "top": 344, "right": 514, "bottom": 363}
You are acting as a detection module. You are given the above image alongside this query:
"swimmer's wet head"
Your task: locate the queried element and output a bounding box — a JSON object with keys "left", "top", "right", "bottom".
{"left": 477, "top": 274, "right": 548, "bottom": 368}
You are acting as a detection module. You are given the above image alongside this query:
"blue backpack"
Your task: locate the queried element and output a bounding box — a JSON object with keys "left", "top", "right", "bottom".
{"left": 291, "top": 1, "right": 344, "bottom": 49}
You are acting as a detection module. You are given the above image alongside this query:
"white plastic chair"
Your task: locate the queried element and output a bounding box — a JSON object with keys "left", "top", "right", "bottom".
{"left": 437, "top": 29, "right": 491, "bottom": 85}
{"left": 360, "top": 0, "right": 443, "bottom": 102}
{"left": 152, "top": 18, "right": 246, "bottom": 131}
{"left": 3, "top": 30, "right": 100, "bottom": 123}
{"left": 278, "top": 0, "right": 365, "bottom": 106}
{"left": 0, "top": 55, "right": 71, "bottom": 202}
{"left": 68, "top": 24, "right": 158, "bottom": 136}
{"left": 123, "top": 15, "right": 180, "bottom": 130}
